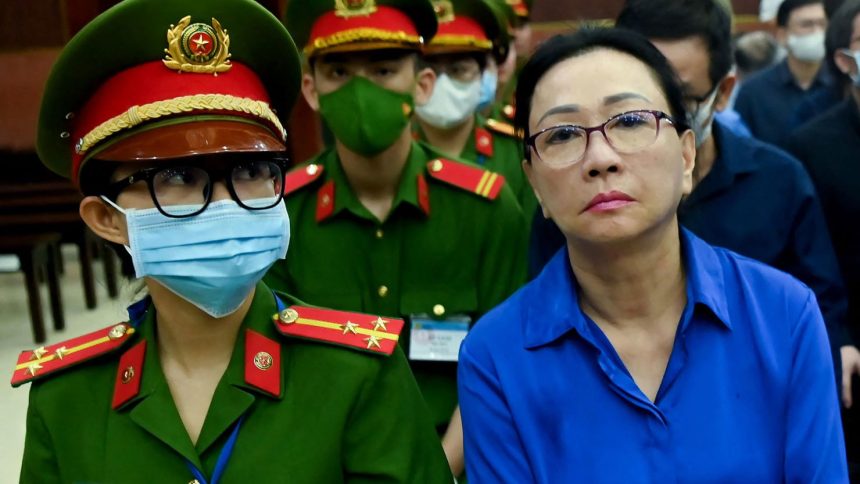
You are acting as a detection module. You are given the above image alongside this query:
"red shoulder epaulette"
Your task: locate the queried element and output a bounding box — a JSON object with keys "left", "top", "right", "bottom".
{"left": 11, "top": 323, "right": 136, "bottom": 387}
{"left": 426, "top": 158, "right": 506, "bottom": 200}
{"left": 273, "top": 306, "right": 404, "bottom": 356}
{"left": 283, "top": 163, "right": 324, "bottom": 196}
{"left": 485, "top": 118, "right": 522, "bottom": 139}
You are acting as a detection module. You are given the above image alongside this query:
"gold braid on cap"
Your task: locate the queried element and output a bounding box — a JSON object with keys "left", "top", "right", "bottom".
{"left": 75, "top": 94, "right": 286, "bottom": 156}
{"left": 429, "top": 35, "right": 493, "bottom": 50}
{"left": 305, "top": 28, "right": 422, "bottom": 56}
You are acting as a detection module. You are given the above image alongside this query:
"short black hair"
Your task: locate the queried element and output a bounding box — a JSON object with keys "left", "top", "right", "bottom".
{"left": 616, "top": 0, "right": 733, "bottom": 91}
{"left": 777, "top": 0, "right": 824, "bottom": 27}
{"left": 514, "top": 27, "right": 690, "bottom": 161}
{"left": 826, "top": 0, "right": 860, "bottom": 85}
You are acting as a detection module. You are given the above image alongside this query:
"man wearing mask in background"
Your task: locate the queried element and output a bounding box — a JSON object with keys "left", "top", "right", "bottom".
{"left": 416, "top": 0, "right": 536, "bottom": 226}
{"left": 529, "top": 0, "right": 850, "bottom": 395}
{"left": 488, "top": 0, "right": 531, "bottom": 125}
{"left": 268, "top": 0, "right": 528, "bottom": 477}
{"left": 736, "top": 0, "right": 842, "bottom": 145}
{"left": 788, "top": 0, "right": 860, "bottom": 474}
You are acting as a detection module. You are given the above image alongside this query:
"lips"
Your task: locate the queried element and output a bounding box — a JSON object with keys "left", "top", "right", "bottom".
{"left": 584, "top": 190, "right": 635, "bottom": 213}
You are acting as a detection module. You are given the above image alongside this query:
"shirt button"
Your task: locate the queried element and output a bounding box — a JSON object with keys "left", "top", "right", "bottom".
{"left": 375, "top": 228, "right": 384, "bottom": 239}
{"left": 378, "top": 285, "right": 389, "bottom": 297}
{"left": 433, "top": 304, "right": 445, "bottom": 317}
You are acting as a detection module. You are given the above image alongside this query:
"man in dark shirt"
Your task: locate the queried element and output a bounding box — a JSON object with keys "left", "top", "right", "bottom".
{"left": 735, "top": 0, "right": 841, "bottom": 145}
{"left": 787, "top": 0, "right": 860, "bottom": 473}
{"left": 530, "top": 0, "right": 849, "bottom": 390}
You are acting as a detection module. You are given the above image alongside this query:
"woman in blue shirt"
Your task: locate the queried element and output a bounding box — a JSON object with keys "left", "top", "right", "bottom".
{"left": 457, "top": 28, "right": 848, "bottom": 483}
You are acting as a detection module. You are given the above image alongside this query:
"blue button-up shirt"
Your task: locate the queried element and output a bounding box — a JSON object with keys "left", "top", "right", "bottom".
{"left": 460, "top": 229, "right": 847, "bottom": 483}
{"left": 735, "top": 59, "right": 841, "bottom": 146}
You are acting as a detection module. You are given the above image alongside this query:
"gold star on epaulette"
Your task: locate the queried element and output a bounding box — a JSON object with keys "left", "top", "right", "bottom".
{"left": 31, "top": 347, "right": 47, "bottom": 360}
{"left": 54, "top": 346, "right": 68, "bottom": 360}
{"left": 364, "top": 335, "right": 382, "bottom": 350}
{"left": 27, "top": 363, "right": 43, "bottom": 376}
{"left": 372, "top": 317, "right": 388, "bottom": 331}
{"left": 342, "top": 321, "right": 359, "bottom": 335}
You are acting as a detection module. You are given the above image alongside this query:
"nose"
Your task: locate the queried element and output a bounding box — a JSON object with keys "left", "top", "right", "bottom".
{"left": 580, "top": 130, "right": 623, "bottom": 179}
{"left": 210, "top": 180, "right": 232, "bottom": 202}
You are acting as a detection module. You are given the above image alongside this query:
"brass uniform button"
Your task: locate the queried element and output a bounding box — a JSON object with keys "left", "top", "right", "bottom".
{"left": 108, "top": 324, "right": 127, "bottom": 340}
{"left": 375, "top": 228, "right": 384, "bottom": 239}
{"left": 433, "top": 304, "right": 445, "bottom": 317}
{"left": 306, "top": 163, "right": 319, "bottom": 175}
{"left": 280, "top": 308, "right": 299, "bottom": 324}
{"left": 431, "top": 159, "right": 444, "bottom": 172}
{"left": 378, "top": 285, "right": 389, "bottom": 297}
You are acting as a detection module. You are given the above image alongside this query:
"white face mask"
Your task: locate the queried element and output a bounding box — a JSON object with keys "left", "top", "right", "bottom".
{"left": 841, "top": 49, "right": 860, "bottom": 87}
{"left": 690, "top": 88, "right": 720, "bottom": 148}
{"left": 416, "top": 74, "right": 482, "bottom": 129}
{"left": 787, "top": 30, "right": 826, "bottom": 62}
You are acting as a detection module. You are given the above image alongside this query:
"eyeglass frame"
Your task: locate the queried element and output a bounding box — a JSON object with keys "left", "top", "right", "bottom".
{"left": 525, "top": 109, "right": 677, "bottom": 165}
{"left": 101, "top": 156, "right": 289, "bottom": 218}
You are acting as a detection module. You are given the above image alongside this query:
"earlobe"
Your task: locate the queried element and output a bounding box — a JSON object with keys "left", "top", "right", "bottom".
{"left": 414, "top": 67, "right": 437, "bottom": 106}
{"left": 714, "top": 74, "right": 737, "bottom": 113}
{"left": 79, "top": 196, "right": 128, "bottom": 246}
{"left": 300, "top": 73, "right": 320, "bottom": 111}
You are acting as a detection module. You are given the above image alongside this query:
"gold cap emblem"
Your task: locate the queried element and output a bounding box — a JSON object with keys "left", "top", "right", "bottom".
{"left": 164, "top": 16, "right": 232, "bottom": 75}
{"left": 432, "top": 1, "right": 456, "bottom": 23}
{"left": 335, "top": 0, "right": 378, "bottom": 18}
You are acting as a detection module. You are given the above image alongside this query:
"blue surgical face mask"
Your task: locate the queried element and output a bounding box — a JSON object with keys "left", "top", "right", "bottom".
{"left": 103, "top": 197, "right": 289, "bottom": 318}
{"left": 477, "top": 69, "right": 498, "bottom": 111}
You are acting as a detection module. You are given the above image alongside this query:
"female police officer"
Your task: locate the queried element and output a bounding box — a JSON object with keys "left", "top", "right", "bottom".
{"left": 457, "top": 28, "right": 847, "bottom": 482}
{"left": 11, "top": 0, "right": 451, "bottom": 482}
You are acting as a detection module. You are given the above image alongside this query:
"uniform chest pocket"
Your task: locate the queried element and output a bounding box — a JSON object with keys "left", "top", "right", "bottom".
{"left": 400, "top": 288, "right": 477, "bottom": 362}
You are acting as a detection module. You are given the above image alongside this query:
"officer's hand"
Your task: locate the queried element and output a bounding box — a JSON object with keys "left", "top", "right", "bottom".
{"left": 841, "top": 345, "right": 860, "bottom": 408}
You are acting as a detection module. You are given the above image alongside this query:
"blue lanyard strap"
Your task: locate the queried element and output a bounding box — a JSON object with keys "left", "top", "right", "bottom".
{"left": 273, "top": 291, "right": 287, "bottom": 314}
{"left": 186, "top": 415, "right": 245, "bottom": 484}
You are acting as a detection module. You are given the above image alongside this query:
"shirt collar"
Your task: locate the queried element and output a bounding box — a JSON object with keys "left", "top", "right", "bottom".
{"left": 317, "top": 143, "right": 430, "bottom": 223}
{"left": 523, "top": 228, "right": 732, "bottom": 349}
{"left": 777, "top": 58, "right": 834, "bottom": 89}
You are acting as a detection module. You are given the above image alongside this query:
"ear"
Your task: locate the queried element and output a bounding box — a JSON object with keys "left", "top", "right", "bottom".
{"left": 835, "top": 49, "right": 857, "bottom": 75}
{"left": 79, "top": 196, "right": 128, "bottom": 246}
{"left": 413, "top": 66, "right": 437, "bottom": 106}
{"left": 775, "top": 27, "right": 788, "bottom": 46}
{"left": 522, "top": 158, "right": 550, "bottom": 219}
{"left": 678, "top": 128, "right": 696, "bottom": 195}
{"left": 301, "top": 72, "right": 320, "bottom": 112}
{"left": 713, "top": 73, "right": 737, "bottom": 113}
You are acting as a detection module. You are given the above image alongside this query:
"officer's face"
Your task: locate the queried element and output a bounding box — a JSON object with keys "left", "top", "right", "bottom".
{"left": 523, "top": 48, "right": 695, "bottom": 245}
{"left": 302, "top": 50, "right": 436, "bottom": 110}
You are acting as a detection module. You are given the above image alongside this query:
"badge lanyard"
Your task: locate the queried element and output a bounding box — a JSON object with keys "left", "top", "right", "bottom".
{"left": 186, "top": 415, "right": 245, "bottom": 484}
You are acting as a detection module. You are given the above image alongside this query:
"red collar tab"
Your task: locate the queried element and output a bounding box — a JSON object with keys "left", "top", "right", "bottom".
{"left": 244, "top": 329, "right": 281, "bottom": 397}
{"left": 316, "top": 179, "right": 336, "bottom": 222}
{"left": 426, "top": 158, "right": 506, "bottom": 200}
{"left": 485, "top": 118, "right": 521, "bottom": 139}
{"left": 112, "top": 340, "right": 147, "bottom": 410}
{"left": 284, "top": 163, "right": 325, "bottom": 197}
{"left": 70, "top": 61, "right": 278, "bottom": 182}
{"left": 417, "top": 173, "right": 431, "bottom": 215}
{"left": 306, "top": 5, "right": 422, "bottom": 57}
{"left": 273, "top": 305, "right": 404, "bottom": 356}
{"left": 475, "top": 127, "right": 494, "bottom": 157}
{"left": 11, "top": 323, "right": 135, "bottom": 387}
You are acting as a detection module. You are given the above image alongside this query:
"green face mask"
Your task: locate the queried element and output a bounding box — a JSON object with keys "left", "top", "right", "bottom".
{"left": 318, "top": 76, "right": 415, "bottom": 157}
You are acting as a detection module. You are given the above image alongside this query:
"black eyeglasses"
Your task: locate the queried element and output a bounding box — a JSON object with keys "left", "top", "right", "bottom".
{"left": 526, "top": 110, "right": 676, "bottom": 167}
{"left": 103, "top": 156, "right": 288, "bottom": 218}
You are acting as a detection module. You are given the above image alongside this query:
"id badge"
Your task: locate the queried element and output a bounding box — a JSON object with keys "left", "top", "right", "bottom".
{"left": 409, "top": 315, "right": 471, "bottom": 362}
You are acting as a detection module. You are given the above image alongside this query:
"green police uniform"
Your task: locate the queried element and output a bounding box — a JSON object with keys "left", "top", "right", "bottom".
{"left": 16, "top": 283, "right": 453, "bottom": 483}
{"left": 264, "top": 141, "right": 527, "bottom": 427}
{"left": 15, "top": 0, "right": 453, "bottom": 481}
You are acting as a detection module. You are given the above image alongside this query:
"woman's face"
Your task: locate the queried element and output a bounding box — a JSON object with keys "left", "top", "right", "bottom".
{"left": 523, "top": 48, "right": 695, "bottom": 247}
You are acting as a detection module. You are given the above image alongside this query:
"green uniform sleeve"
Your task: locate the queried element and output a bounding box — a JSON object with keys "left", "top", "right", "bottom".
{"left": 343, "top": 346, "right": 453, "bottom": 484}
{"left": 20, "top": 384, "right": 60, "bottom": 484}
{"left": 476, "top": 184, "right": 528, "bottom": 315}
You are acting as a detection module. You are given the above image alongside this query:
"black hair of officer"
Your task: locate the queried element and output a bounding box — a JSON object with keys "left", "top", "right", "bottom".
{"left": 513, "top": 27, "right": 691, "bottom": 161}
{"left": 778, "top": 0, "right": 825, "bottom": 26}
{"left": 616, "top": 0, "right": 733, "bottom": 94}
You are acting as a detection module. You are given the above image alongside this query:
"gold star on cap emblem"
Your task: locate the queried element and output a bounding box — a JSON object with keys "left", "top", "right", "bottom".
{"left": 30, "top": 347, "right": 47, "bottom": 360}
{"left": 54, "top": 347, "right": 68, "bottom": 360}
{"left": 27, "top": 363, "right": 43, "bottom": 376}
{"left": 364, "top": 335, "right": 382, "bottom": 350}
{"left": 342, "top": 321, "right": 359, "bottom": 335}
{"left": 371, "top": 317, "right": 388, "bottom": 332}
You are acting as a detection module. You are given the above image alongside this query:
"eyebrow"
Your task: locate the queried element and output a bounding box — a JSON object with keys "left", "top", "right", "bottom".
{"left": 536, "top": 92, "right": 652, "bottom": 125}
